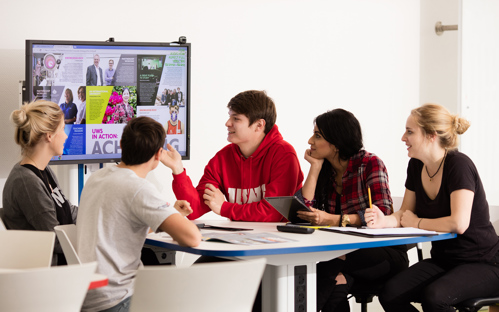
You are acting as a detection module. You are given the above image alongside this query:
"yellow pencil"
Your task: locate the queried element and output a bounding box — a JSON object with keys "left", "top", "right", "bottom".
{"left": 368, "top": 186, "right": 372, "bottom": 210}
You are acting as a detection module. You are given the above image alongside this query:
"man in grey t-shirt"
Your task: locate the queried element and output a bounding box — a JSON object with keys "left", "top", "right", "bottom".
{"left": 77, "top": 117, "right": 201, "bottom": 312}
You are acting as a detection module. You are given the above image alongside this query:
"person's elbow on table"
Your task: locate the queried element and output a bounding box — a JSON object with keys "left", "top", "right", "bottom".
{"left": 159, "top": 214, "right": 202, "bottom": 247}
{"left": 178, "top": 229, "right": 202, "bottom": 247}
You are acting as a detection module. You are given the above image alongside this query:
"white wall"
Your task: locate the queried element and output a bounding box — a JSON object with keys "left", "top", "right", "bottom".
{"left": 0, "top": 0, "right": 421, "bottom": 206}
{"left": 460, "top": 0, "right": 499, "bottom": 206}
{"left": 419, "top": 0, "right": 459, "bottom": 111}
{"left": 417, "top": 0, "right": 499, "bottom": 209}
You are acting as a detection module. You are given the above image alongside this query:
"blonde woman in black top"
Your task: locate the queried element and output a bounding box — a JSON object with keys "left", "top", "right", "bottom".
{"left": 367, "top": 103, "right": 499, "bottom": 311}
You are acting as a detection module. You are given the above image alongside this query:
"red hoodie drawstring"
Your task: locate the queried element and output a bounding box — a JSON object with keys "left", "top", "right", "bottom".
{"left": 238, "top": 154, "right": 254, "bottom": 205}
{"left": 247, "top": 156, "right": 253, "bottom": 204}
{"left": 240, "top": 154, "right": 244, "bottom": 204}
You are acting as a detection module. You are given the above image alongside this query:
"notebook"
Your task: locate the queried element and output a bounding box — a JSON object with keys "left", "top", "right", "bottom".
{"left": 264, "top": 196, "right": 313, "bottom": 224}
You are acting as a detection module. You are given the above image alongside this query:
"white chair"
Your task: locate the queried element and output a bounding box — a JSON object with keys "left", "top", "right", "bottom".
{"left": 0, "top": 262, "right": 97, "bottom": 312}
{"left": 0, "top": 230, "right": 55, "bottom": 268}
{"left": 489, "top": 205, "right": 499, "bottom": 235}
{"left": 130, "top": 258, "right": 267, "bottom": 312}
{"left": 54, "top": 224, "right": 81, "bottom": 265}
{"left": 0, "top": 207, "right": 6, "bottom": 230}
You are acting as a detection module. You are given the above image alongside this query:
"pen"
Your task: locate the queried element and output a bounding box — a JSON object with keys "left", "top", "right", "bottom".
{"left": 368, "top": 186, "right": 372, "bottom": 210}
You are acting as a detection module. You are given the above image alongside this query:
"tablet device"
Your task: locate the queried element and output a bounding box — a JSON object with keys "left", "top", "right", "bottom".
{"left": 264, "top": 196, "right": 313, "bottom": 224}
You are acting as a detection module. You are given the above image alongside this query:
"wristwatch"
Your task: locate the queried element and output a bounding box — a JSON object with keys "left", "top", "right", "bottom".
{"left": 341, "top": 214, "right": 351, "bottom": 227}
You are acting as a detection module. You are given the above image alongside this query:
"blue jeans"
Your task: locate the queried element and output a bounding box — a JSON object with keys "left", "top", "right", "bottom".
{"left": 380, "top": 254, "right": 499, "bottom": 312}
{"left": 99, "top": 296, "right": 131, "bottom": 312}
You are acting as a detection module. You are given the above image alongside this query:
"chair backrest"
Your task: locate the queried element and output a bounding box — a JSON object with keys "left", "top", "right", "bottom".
{"left": 0, "top": 230, "right": 55, "bottom": 268}
{"left": 0, "top": 216, "right": 5, "bottom": 231}
{"left": 0, "top": 262, "right": 97, "bottom": 312}
{"left": 0, "top": 207, "right": 6, "bottom": 230}
{"left": 488, "top": 205, "right": 499, "bottom": 235}
{"left": 130, "top": 258, "right": 267, "bottom": 312}
{"left": 54, "top": 224, "right": 81, "bottom": 265}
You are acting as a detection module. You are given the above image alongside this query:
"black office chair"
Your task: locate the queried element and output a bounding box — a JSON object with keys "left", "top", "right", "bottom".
{"left": 350, "top": 291, "right": 499, "bottom": 312}
{"left": 348, "top": 279, "right": 383, "bottom": 312}
{"left": 454, "top": 297, "right": 499, "bottom": 312}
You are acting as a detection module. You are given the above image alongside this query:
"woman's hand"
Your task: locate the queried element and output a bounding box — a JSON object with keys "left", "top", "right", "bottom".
{"left": 365, "top": 205, "right": 386, "bottom": 228}
{"left": 296, "top": 207, "right": 333, "bottom": 226}
{"left": 400, "top": 210, "right": 419, "bottom": 228}
{"left": 304, "top": 149, "right": 324, "bottom": 168}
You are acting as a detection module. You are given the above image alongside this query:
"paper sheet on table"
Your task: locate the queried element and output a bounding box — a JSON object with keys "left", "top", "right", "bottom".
{"left": 320, "top": 227, "right": 438, "bottom": 238}
{"left": 202, "top": 232, "right": 296, "bottom": 245}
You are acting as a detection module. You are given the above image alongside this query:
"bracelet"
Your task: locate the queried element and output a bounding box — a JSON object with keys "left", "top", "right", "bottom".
{"left": 417, "top": 218, "right": 423, "bottom": 229}
{"left": 341, "top": 214, "right": 351, "bottom": 227}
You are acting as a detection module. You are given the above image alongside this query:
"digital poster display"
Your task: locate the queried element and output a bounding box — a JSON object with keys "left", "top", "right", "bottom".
{"left": 25, "top": 40, "right": 190, "bottom": 164}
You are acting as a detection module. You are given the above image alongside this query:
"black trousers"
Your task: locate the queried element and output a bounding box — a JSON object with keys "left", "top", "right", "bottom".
{"left": 317, "top": 245, "right": 409, "bottom": 312}
{"left": 380, "top": 253, "right": 499, "bottom": 312}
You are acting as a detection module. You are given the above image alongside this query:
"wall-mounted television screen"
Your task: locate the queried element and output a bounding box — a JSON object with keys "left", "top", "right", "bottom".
{"left": 25, "top": 39, "right": 190, "bottom": 164}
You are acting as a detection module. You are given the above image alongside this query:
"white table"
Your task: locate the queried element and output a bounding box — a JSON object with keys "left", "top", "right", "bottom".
{"left": 146, "top": 221, "right": 455, "bottom": 312}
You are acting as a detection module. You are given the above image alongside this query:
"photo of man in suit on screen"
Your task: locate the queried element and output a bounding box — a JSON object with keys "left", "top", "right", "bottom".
{"left": 86, "top": 54, "right": 103, "bottom": 86}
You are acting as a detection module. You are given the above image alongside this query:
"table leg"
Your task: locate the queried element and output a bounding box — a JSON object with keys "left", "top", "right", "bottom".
{"left": 262, "top": 262, "right": 317, "bottom": 312}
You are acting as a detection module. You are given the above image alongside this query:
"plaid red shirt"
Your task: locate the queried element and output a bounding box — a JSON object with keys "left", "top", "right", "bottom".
{"left": 299, "top": 150, "right": 392, "bottom": 225}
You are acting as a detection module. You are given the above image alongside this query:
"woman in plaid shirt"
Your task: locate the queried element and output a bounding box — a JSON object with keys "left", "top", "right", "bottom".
{"left": 296, "top": 109, "right": 408, "bottom": 312}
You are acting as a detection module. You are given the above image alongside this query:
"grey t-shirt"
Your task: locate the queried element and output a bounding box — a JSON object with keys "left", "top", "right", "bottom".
{"left": 77, "top": 165, "right": 179, "bottom": 311}
{"left": 2, "top": 163, "right": 77, "bottom": 265}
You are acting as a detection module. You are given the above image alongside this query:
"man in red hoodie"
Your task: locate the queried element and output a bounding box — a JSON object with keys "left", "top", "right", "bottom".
{"left": 163, "top": 90, "right": 304, "bottom": 222}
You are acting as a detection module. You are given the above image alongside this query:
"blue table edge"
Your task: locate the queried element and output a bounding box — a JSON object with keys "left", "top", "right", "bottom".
{"left": 145, "top": 232, "right": 457, "bottom": 257}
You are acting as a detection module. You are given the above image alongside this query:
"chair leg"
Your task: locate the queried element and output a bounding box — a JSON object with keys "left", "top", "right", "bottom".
{"left": 361, "top": 302, "right": 368, "bottom": 312}
{"left": 352, "top": 294, "right": 375, "bottom": 312}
